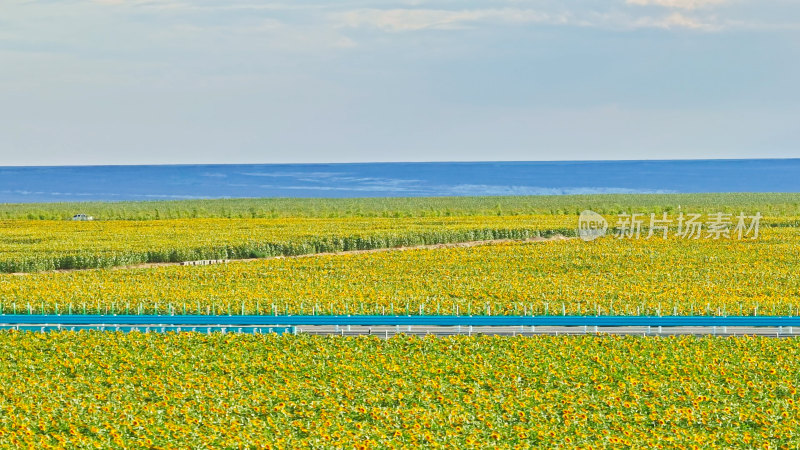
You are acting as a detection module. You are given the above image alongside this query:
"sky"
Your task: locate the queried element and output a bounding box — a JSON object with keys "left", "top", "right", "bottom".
{"left": 0, "top": 0, "right": 798, "bottom": 166}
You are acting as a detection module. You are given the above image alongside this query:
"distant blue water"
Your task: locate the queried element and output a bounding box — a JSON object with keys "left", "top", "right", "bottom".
{"left": 0, "top": 160, "right": 798, "bottom": 203}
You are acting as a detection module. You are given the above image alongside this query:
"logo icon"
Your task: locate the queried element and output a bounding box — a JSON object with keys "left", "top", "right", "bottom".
{"left": 578, "top": 210, "right": 607, "bottom": 241}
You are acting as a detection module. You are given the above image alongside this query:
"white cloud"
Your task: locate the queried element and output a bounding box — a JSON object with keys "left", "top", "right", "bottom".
{"left": 90, "top": 0, "right": 339, "bottom": 13}
{"left": 334, "top": 7, "right": 721, "bottom": 32}
{"left": 335, "top": 8, "right": 566, "bottom": 32}
{"left": 626, "top": 0, "right": 728, "bottom": 10}
{"left": 634, "top": 12, "right": 719, "bottom": 30}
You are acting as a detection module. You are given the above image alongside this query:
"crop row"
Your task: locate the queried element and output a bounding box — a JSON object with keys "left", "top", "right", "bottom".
{"left": 2, "top": 226, "right": 798, "bottom": 316}
{"left": 2, "top": 213, "right": 796, "bottom": 273}
{"left": 0, "top": 216, "right": 572, "bottom": 272}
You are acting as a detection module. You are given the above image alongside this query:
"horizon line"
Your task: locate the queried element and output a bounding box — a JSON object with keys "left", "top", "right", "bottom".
{"left": 2, "top": 157, "right": 799, "bottom": 169}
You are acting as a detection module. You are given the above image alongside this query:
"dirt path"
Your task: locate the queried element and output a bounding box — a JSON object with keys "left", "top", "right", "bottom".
{"left": 10, "top": 235, "right": 570, "bottom": 275}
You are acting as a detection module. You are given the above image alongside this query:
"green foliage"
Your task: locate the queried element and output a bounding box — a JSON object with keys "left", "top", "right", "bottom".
{"left": 1, "top": 193, "right": 799, "bottom": 220}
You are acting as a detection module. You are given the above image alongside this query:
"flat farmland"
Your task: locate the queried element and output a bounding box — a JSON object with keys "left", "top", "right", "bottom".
{"left": 0, "top": 333, "right": 797, "bottom": 448}
{"left": 1, "top": 225, "right": 798, "bottom": 316}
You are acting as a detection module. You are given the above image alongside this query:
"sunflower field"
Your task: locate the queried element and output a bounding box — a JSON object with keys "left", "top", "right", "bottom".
{"left": 1, "top": 224, "right": 799, "bottom": 316}
{"left": 0, "top": 195, "right": 799, "bottom": 448}
{"left": 0, "top": 333, "right": 797, "bottom": 448}
{"left": 0, "top": 215, "right": 573, "bottom": 273}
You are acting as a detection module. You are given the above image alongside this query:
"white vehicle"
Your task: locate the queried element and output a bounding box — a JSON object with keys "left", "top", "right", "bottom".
{"left": 71, "top": 214, "right": 94, "bottom": 221}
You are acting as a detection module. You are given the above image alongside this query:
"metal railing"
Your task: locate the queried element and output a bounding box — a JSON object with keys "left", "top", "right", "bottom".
{"left": 1, "top": 314, "right": 799, "bottom": 327}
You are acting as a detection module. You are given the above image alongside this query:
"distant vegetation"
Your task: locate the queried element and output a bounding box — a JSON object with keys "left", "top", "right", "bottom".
{"left": 0, "top": 216, "right": 570, "bottom": 273}
{"left": 1, "top": 193, "right": 800, "bottom": 220}
{"left": 1, "top": 193, "right": 798, "bottom": 272}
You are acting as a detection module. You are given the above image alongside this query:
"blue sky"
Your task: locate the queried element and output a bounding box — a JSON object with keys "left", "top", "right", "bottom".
{"left": 0, "top": 0, "right": 798, "bottom": 165}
